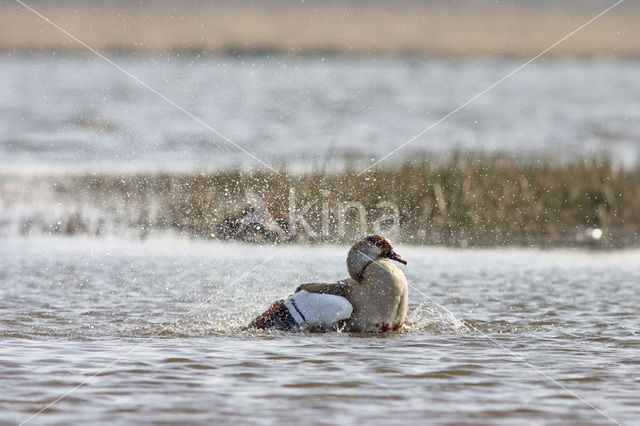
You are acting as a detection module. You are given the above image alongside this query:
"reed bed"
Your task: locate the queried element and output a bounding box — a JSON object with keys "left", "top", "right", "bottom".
{"left": 5, "top": 154, "right": 639, "bottom": 247}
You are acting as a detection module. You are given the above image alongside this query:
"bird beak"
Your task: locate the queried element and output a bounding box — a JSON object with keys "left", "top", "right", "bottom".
{"left": 386, "top": 248, "right": 407, "bottom": 265}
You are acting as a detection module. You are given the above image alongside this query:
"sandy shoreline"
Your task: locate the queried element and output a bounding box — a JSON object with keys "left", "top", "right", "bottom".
{"left": 2, "top": 3, "right": 639, "bottom": 56}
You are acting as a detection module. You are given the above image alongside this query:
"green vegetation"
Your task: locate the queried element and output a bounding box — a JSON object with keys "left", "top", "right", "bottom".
{"left": 7, "top": 154, "right": 640, "bottom": 247}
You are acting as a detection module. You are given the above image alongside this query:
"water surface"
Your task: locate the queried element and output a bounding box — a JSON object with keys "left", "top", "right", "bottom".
{"left": 1, "top": 54, "right": 639, "bottom": 172}
{"left": 1, "top": 237, "right": 638, "bottom": 425}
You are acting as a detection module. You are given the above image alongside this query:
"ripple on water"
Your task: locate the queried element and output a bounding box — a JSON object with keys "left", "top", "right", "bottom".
{"left": 1, "top": 240, "right": 639, "bottom": 425}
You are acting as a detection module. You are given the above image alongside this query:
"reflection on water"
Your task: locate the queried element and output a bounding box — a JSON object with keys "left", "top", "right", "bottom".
{"left": 1, "top": 237, "right": 638, "bottom": 424}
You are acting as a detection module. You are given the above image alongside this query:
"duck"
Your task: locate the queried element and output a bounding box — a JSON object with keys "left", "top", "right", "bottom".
{"left": 248, "top": 235, "right": 408, "bottom": 333}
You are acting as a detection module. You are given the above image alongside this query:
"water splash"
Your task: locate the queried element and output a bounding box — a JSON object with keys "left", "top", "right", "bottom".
{"left": 407, "top": 301, "right": 470, "bottom": 333}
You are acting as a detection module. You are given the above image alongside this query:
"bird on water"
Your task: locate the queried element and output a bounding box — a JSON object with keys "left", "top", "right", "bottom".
{"left": 248, "top": 235, "right": 408, "bottom": 333}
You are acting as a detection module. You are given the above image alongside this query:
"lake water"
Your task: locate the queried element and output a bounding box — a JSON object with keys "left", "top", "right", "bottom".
{"left": 1, "top": 54, "right": 639, "bottom": 173}
{"left": 1, "top": 237, "right": 639, "bottom": 425}
{"left": 1, "top": 53, "right": 639, "bottom": 424}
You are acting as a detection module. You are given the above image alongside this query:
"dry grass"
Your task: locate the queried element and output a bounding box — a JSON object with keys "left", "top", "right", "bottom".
{"left": 1, "top": 2, "right": 639, "bottom": 56}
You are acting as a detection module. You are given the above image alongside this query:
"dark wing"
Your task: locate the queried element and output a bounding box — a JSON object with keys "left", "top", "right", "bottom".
{"left": 247, "top": 299, "right": 291, "bottom": 330}
{"left": 295, "top": 278, "right": 355, "bottom": 298}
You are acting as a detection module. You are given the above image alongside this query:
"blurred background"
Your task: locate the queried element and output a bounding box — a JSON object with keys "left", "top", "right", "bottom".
{"left": 1, "top": 0, "right": 639, "bottom": 244}
{"left": 3, "top": 1, "right": 640, "bottom": 55}
{"left": 2, "top": 0, "right": 639, "bottom": 170}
